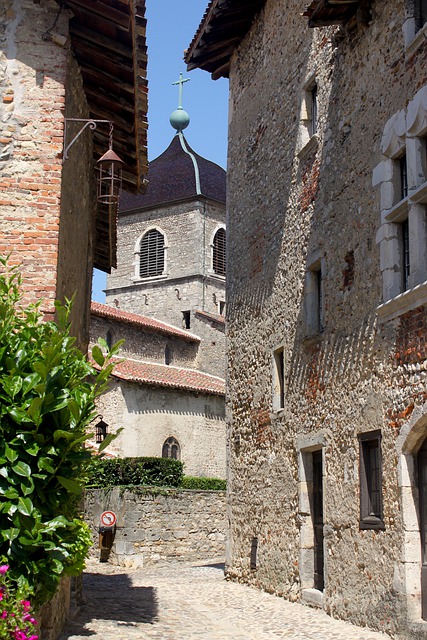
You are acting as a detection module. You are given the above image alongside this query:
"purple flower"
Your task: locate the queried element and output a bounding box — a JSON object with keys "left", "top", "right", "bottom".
{"left": 0, "top": 565, "right": 9, "bottom": 574}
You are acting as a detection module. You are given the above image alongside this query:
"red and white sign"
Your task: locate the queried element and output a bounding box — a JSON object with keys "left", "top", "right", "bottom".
{"left": 100, "top": 510, "right": 117, "bottom": 527}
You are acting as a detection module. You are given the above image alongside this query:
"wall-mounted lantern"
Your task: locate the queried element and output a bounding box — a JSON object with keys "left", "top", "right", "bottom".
{"left": 63, "top": 119, "right": 123, "bottom": 205}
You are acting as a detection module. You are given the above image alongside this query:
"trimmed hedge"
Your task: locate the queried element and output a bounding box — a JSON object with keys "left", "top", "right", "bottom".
{"left": 181, "top": 476, "right": 226, "bottom": 491}
{"left": 86, "top": 456, "right": 183, "bottom": 488}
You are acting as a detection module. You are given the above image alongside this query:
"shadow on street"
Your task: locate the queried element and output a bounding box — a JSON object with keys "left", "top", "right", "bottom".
{"left": 58, "top": 570, "right": 158, "bottom": 638}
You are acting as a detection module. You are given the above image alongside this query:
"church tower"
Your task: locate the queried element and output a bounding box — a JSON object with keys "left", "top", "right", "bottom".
{"left": 105, "top": 75, "right": 226, "bottom": 377}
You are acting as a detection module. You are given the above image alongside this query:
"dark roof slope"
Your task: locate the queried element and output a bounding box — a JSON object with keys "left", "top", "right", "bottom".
{"left": 119, "top": 134, "right": 226, "bottom": 212}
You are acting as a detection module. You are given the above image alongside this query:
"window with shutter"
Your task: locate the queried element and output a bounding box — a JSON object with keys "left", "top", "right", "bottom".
{"left": 213, "top": 228, "right": 226, "bottom": 276}
{"left": 139, "top": 229, "right": 165, "bottom": 278}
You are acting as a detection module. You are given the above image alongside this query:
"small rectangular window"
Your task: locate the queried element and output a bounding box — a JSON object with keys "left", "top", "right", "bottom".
{"left": 401, "top": 218, "right": 410, "bottom": 291}
{"left": 182, "top": 310, "right": 191, "bottom": 329}
{"left": 399, "top": 154, "right": 408, "bottom": 200}
{"left": 359, "top": 431, "right": 385, "bottom": 530}
{"left": 305, "top": 263, "right": 323, "bottom": 335}
{"left": 273, "top": 347, "right": 285, "bottom": 411}
{"left": 416, "top": 0, "right": 427, "bottom": 29}
{"left": 310, "top": 84, "right": 318, "bottom": 137}
{"left": 250, "top": 537, "right": 258, "bottom": 570}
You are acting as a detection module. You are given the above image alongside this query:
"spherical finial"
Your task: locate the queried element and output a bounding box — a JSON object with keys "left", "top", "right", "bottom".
{"left": 170, "top": 107, "right": 190, "bottom": 132}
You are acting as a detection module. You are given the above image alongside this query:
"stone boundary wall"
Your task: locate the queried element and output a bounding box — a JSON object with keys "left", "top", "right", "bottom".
{"left": 84, "top": 488, "right": 227, "bottom": 568}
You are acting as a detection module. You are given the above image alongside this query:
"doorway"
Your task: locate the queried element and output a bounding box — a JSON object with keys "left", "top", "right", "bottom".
{"left": 312, "top": 449, "right": 324, "bottom": 591}
{"left": 418, "top": 438, "right": 427, "bottom": 619}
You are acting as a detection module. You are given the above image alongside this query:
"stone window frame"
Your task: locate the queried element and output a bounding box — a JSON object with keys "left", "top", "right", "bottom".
{"left": 403, "top": 0, "right": 427, "bottom": 53}
{"left": 162, "top": 436, "right": 180, "bottom": 460}
{"left": 374, "top": 85, "right": 427, "bottom": 322}
{"left": 298, "top": 75, "right": 319, "bottom": 157}
{"left": 396, "top": 402, "right": 427, "bottom": 629}
{"left": 297, "top": 433, "right": 326, "bottom": 609}
{"left": 272, "top": 344, "right": 285, "bottom": 413}
{"left": 209, "top": 224, "right": 226, "bottom": 279}
{"left": 304, "top": 248, "right": 326, "bottom": 337}
{"left": 358, "top": 430, "right": 385, "bottom": 531}
{"left": 133, "top": 226, "right": 168, "bottom": 283}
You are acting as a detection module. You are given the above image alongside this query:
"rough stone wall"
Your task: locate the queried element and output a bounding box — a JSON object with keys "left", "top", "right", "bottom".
{"left": 225, "top": 1, "right": 427, "bottom": 638}
{"left": 85, "top": 487, "right": 226, "bottom": 568}
{"left": 90, "top": 315, "right": 199, "bottom": 369}
{"left": 95, "top": 378, "right": 226, "bottom": 478}
{"left": 0, "top": 0, "right": 97, "bottom": 348}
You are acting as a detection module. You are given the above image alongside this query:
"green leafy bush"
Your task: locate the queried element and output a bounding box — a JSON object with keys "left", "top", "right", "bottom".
{"left": 86, "top": 456, "right": 184, "bottom": 488}
{"left": 0, "top": 259, "right": 119, "bottom": 606}
{"left": 181, "top": 476, "right": 226, "bottom": 491}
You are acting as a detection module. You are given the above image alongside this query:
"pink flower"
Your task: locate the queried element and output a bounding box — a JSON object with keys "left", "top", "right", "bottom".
{"left": 0, "top": 565, "right": 9, "bottom": 574}
{"left": 21, "top": 600, "right": 31, "bottom": 612}
{"left": 14, "top": 631, "right": 27, "bottom": 640}
{"left": 1, "top": 611, "right": 7, "bottom": 618}
{"left": 28, "top": 636, "right": 39, "bottom": 640}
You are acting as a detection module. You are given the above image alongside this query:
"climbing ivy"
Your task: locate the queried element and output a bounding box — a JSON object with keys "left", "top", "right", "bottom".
{"left": 0, "top": 258, "right": 120, "bottom": 606}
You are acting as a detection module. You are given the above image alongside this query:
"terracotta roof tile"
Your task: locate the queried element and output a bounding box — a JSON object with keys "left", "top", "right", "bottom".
{"left": 110, "top": 358, "right": 225, "bottom": 395}
{"left": 195, "top": 309, "right": 225, "bottom": 331}
{"left": 91, "top": 302, "right": 200, "bottom": 342}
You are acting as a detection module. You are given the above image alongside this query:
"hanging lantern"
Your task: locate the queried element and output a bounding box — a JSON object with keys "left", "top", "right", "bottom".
{"left": 97, "top": 122, "right": 124, "bottom": 205}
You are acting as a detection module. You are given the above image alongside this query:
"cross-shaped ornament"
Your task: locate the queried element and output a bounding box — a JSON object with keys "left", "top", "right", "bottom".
{"left": 172, "top": 72, "right": 190, "bottom": 109}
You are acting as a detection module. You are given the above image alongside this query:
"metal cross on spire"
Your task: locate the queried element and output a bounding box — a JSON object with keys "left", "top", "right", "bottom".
{"left": 172, "top": 72, "right": 190, "bottom": 109}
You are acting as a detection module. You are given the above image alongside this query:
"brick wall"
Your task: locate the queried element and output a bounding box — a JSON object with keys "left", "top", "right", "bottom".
{"left": 0, "top": 0, "right": 97, "bottom": 347}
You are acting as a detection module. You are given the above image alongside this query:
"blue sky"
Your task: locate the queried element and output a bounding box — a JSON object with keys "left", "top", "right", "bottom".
{"left": 91, "top": 0, "right": 229, "bottom": 302}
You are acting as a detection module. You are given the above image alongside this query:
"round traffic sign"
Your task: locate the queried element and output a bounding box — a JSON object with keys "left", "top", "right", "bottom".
{"left": 100, "top": 510, "right": 117, "bottom": 527}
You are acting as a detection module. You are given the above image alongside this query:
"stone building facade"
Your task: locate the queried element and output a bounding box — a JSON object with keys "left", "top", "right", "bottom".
{"left": 0, "top": 0, "right": 147, "bottom": 347}
{"left": 90, "top": 301, "right": 226, "bottom": 478}
{"left": 106, "top": 129, "right": 227, "bottom": 375}
{"left": 90, "top": 119, "right": 227, "bottom": 477}
{"left": 186, "top": 1, "right": 427, "bottom": 638}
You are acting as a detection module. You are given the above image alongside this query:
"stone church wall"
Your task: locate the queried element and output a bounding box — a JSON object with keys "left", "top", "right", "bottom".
{"left": 225, "top": 0, "right": 427, "bottom": 638}
{"left": 106, "top": 198, "right": 226, "bottom": 329}
{"left": 96, "top": 378, "right": 226, "bottom": 479}
{"left": 90, "top": 315, "right": 200, "bottom": 369}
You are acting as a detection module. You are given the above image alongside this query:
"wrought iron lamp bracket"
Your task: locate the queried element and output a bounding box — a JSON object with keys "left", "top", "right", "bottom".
{"left": 63, "top": 118, "right": 112, "bottom": 162}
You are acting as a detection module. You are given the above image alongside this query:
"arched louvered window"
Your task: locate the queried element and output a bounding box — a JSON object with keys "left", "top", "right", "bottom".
{"left": 162, "top": 436, "right": 180, "bottom": 460}
{"left": 213, "top": 227, "right": 226, "bottom": 276}
{"left": 139, "top": 229, "right": 165, "bottom": 278}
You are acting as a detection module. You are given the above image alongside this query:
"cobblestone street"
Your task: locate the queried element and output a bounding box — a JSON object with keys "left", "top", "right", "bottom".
{"left": 58, "top": 559, "right": 392, "bottom": 640}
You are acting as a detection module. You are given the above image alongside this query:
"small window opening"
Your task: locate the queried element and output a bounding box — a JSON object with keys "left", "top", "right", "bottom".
{"left": 310, "top": 84, "right": 318, "bottom": 137}
{"left": 219, "top": 300, "right": 226, "bottom": 316}
{"left": 399, "top": 154, "right": 408, "bottom": 200}
{"left": 250, "top": 537, "right": 258, "bottom": 570}
{"left": 106, "top": 330, "right": 113, "bottom": 350}
{"left": 273, "top": 347, "right": 285, "bottom": 411}
{"left": 165, "top": 344, "right": 172, "bottom": 365}
{"left": 416, "top": 0, "right": 427, "bottom": 29}
{"left": 401, "top": 218, "right": 410, "bottom": 291}
{"left": 162, "top": 436, "right": 180, "bottom": 460}
{"left": 182, "top": 310, "right": 191, "bottom": 329}
{"left": 359, "top": 431, "right": 384, "bottom": 530}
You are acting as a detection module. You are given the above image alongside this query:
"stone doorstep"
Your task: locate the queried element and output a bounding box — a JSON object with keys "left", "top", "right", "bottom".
{"left": 301, "top": 587, "right": 324, "bottom": 608}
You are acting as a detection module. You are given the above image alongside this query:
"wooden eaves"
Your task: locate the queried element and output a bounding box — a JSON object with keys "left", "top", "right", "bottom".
{"left": 303, "top": 0, "right": 364, "bottom": 27}
{"left": 184, "top": 0, "right": 267, "bottom": 80}
{"left": 63, "top": 0, "right": 148, "bottom": 272}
